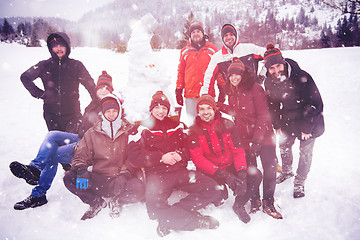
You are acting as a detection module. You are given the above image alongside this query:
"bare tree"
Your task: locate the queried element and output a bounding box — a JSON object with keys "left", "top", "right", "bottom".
{"left": 321, "top": 0, "right": 360, "bottom": 15}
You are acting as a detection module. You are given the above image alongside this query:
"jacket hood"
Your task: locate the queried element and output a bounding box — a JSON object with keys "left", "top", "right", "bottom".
{"left": 47, "top": 32, "right": 71, "bottom": 60}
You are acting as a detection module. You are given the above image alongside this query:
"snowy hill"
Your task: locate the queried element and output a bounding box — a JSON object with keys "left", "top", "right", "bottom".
{"left": 0, "top": 43, "right": 359, "bottom": 239}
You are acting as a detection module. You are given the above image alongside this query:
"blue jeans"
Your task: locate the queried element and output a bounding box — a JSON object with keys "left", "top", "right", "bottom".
{"left": 29, "top": 131, "right": 80, "bottom": 197}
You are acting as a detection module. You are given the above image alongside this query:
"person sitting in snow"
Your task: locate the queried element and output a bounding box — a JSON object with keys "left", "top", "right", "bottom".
{"left": 187, "top": 94, "right": 262, "bottom": 223}
{"left": 10, "top": 71, "right": 116, "bottom": 210}
{"left": 127, "top": 91, "right": 220, "bottom": 237}
{"left": 175, "top": 20, "right": 219, "bottom": 123}
{"left": 63, "top": 93, "right": 145, "bottom": 220}
{"left": 263, "top": 44, "right": 325, "bottom": 198}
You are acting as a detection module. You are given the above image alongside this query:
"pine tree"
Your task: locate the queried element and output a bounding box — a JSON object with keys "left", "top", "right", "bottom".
{"left": 176, "top": 11, "right": 195, "bottom": 49}
{"left": 2, "top": 19, "right": 15, "bottom": 37}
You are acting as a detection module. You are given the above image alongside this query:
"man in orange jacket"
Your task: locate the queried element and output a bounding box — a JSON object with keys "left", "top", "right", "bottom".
{"left": 175, "top": 21, "right": 219, "bottom": 124}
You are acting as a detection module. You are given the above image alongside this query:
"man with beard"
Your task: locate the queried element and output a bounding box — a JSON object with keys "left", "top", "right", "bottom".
{"left": 263, "top": 44, "right": 324, "bottom": 198}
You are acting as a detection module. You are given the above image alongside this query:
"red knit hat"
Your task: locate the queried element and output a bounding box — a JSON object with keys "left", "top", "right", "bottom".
{"left": 264, "top": 44, "right": 286, "bottom": 69}
{"left": 196, "top": 94, "right": 216, "bottom": 113}
{"left": 149, "top": 91, "right": 170, "bottom": 113}
{"left": 101, "top": 95, "right": 120, "bottom": 115}
{"left": 221, "top": 24, "right": 237, "bottom": 39}
{"left": 96, "top": 70, "right": 114, "bottom": 92}
{"left": 228, "top": 58, "right": 245, "bottom": 77}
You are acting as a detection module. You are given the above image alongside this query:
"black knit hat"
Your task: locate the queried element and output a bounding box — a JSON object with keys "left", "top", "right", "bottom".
{"left": 48, "top": 35, "right": 67, "bottom": 49}
{"left": 196, "top": 94, "right": 216, "bottom": 113}
{"left": 264, "top": 44, "right": 286, "bottom": 69}
{"left": 221, "top": 24, "right": 237, "bottom": 39}
{"left": 96, "top": 70, "right": 114, "bottom": 92}
{"left": 189, "top": 20, "right": 205, "bottom": 35}
{"left": 228, "top": 58, "right": 245, "bottom": 77}
{"left": 149, "top": 91, "right": 170, "bottom": 113}
{"left": 101, "top": 95, "right": 120, "bottom": 115}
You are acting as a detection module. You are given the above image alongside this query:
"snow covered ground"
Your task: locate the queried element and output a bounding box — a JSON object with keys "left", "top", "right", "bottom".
{"left": 0, "top": 42, "right": 359, "bottom": 240}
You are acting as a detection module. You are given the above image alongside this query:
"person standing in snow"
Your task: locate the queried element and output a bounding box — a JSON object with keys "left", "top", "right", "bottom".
{"left": 10, "top": 71, "right": 117, "bottom": 210}
{"left": 188, "top": 94, "right": 263, "bottom": 223}
{"left": 175, "top": 20, "right": 219, "bottom": 123}
{"left": 20, "top": 32, "right": 97, "bottom": 134}
{"left": 263, "top": 44, "right": 324, "bottom": 198}
{"left": 127, "top": 91, "right": 220, "bottom": 237}
{"left": 63, "top": 93, "right": 145, "bottom": 220}
{"left": 217, "top": 60, "right": 282, "bottom": 219}
{"left": 199, "top": 24, "right": 264, "bottom": 102}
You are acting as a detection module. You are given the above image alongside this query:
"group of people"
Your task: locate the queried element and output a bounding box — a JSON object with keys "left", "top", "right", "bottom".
{"left": 9, "top": 19, "right": 324, "bottom": 237}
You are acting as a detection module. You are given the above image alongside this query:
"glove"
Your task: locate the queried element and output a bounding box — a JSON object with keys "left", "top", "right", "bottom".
{"left": 217, "top": 85, "right": 226, "bottom": 103}
{"left": 114, "top": 170, "right": 131, "bottom": 193}
{"left": 214, "top": 169, "right": 244, "bottom": 196}
{"left": 76, "top": 165, "right": 91, "bottom": 190}
{"left": 175, "top": 88, "right": 184, "bottom": 106}
{"left": 250, "top": 141, "right": 262, "bottom": 157}
{"left": 235, "top": 170, "right": 247, "bottom": 197}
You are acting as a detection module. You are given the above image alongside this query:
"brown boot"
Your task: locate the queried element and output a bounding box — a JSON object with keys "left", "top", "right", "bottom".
{"left": 249, "top": 198, "right": 261, "bottom": 214}
{"left": 262, "top": 199, "right": 283, "bottom": 219}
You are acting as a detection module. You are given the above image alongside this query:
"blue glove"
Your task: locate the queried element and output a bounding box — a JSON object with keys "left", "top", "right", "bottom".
{"left": 76, "top": 177, "right": 89, "bottom": 189}
{"left": 75, "top": 165, "right": 91, "bottom": 189}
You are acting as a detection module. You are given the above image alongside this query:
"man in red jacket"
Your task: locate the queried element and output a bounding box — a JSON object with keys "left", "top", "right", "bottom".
{"left": 175, "top": 21, "right": 219, "bottom": 124}
{"left": 188, "top": 94, "right": 262, "bottom": 223}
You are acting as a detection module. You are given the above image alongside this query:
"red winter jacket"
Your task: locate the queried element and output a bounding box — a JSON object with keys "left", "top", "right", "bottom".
{"left": 188, "top": 112, "right": 247, "bottom": 175}
{"left": 176, "top": 40, "right": 218, "bottom": 98}
{"left": 218, "top": 69, "right": 275, "bottom": 149}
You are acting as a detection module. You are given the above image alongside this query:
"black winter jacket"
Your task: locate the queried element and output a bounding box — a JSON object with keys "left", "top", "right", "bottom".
{"left": 20, "top": 32, "right": 96, "bottom": 115}
{"left": 264, "top": 58, "right": 324, "bottom": 139}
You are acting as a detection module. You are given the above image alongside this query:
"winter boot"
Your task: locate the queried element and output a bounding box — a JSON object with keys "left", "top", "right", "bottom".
{"left": 108, "top": 198, "right": 123, "bottom": 218}
{"left": 262, "top": 199, "right": 283, "bottom": 219}
{"left": 197, "top": 215, "right": 220, "bottom": 229}
{"left": 293, "top": 184, "right": 305, "bottom": 198}
{"left": 10, "top": 161, "right": 41, "bottom": 185}
{"left": 232, "top": 202, "right": 251, "bottom": 223}
{"left": 14, "top": 195, "right": 48, "bottom": 210}
{"left": 249, "top": 198, "right": 262, "bottom": 214}
{"left": 81, "top": 197, "right": 107, "bottom": 220}
{"left": 276, "top": 172, "right": 294, "bottom": 184}
{"left": 156, "top": 223, "right": 171, "bottom": 237}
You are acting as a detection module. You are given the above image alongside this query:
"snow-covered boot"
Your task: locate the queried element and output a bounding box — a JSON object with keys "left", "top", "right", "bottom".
{"left": 232, "top": 202, "right": 251, "bottom": 223}
{"left": 249, "top": 198, "right": 262, "bottom": 214}
{"left": 197, "top": 215, "right": 220, "bottom": 229}
{"left": 276, "top": 172, "right": 294, "bottom": 184}
{"left": 294, "top": 184, "right": 305, "bottom": 198}
{"left": 14, "top": 195, "right": 47, "bottom": 210}
{"left": 156, "top": 223, "right": 171, "bottom": 237}
{"left": 108, "top": 198, "right": 123, "bottom": 218}
{"left": 262, "top": 199, "right": 283, "bottom": 219}
{"left": 81, "top": 197, "right": 107, "bottom": 220}
{"left": 10, "top": 161, "right": 41, "bottom": 185}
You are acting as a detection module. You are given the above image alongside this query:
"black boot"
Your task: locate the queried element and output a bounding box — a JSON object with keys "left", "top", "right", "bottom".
{"left": 233, "top": 202, "right": 251, "bottom": 223}
{"left": 294, "top": 184, "right": 305, "bottom": 198}
{"left": 108, "top": 198, "right": 123, "bottom": 218}
{"left": 81, "top": 197, "right": 107, "bottom": 220}
{"left": 10, "top": 161, "right": 41, "bottom": 185}
{"left": 14, "top": 195, "right": 48, "bottom": 210}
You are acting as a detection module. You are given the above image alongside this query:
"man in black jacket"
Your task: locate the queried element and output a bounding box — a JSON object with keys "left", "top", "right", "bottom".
{"left": 263, "top": 44, "right": 324, "bottom": 198}
{"left": 20, "top": 32, "right": 97, "bottom": 133}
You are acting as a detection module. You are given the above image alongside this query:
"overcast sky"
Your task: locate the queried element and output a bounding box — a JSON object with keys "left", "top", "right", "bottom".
{"left": 0, "top": 0, "right": 115, "bottom": 21}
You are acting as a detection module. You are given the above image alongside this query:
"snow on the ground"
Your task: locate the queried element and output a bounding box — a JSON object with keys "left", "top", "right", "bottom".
{"left": 0, "top": 42, "right": 359, "bottom": 240}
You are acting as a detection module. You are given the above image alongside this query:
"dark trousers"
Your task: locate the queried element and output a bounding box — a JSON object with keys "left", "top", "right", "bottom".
{"left": 44, "top": 111, "right": 82, "bottom": 133}
{"left": 145, "top": 169, "right": 221, "bottom": 231}
{"left": 63, "top": 171, "right": 145, "bottom": 206}
{"left": 245, "top": 145, "right": 277, "bottom": 201}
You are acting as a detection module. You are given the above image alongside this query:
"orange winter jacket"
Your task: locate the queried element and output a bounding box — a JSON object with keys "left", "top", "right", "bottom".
{"left": 176, "top": 40, "right": 218, "bottom": 98}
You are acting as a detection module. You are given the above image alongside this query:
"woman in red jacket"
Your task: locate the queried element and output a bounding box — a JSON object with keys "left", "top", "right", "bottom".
{"left": 218, "top": 59, "right": 282, "bottom": 219}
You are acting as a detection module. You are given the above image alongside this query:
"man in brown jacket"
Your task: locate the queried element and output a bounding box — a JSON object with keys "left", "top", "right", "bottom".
{"left": 63, "top": 94, "right": 145, "bottom": 220}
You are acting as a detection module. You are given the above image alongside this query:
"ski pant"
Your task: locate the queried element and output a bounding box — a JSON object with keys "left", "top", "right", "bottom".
{"left": 279, "top": 134, "right": 316, "bottom": 186}
{"left": 245, "top": 145, "right": 277, "bottom": 202}
{"left": 63, "top": 171, "right": 145, "bottom": 207}
{"left": 29, "top": 131, "right": 80, "bottom": 197}
{"left": 44, "top": 111, "right": 82, "bottom": 133}
{"left": 184, "top": 98, "right": 198, "bottom": 125}
{"left": 145, "top": 169, "right": 220, "bottom": 231}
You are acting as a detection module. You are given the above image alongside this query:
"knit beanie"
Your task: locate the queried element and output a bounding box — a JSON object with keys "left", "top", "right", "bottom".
{"left": 48, "top": 35, "right": 67, "bottom": 49}
{"left": 228, "top": 58, "right": 246, "bottom": 77}
{"left": 101, "top": 96, "right": 120, "bottom": 116}
{"left": 189, "top": 20, "right": 205, "bottom": 35}
{"left": 264, "top": 44, "right": 286, "bottom": 69}
{"left": 196, "top": 94, "right": 216, "bottom": 113}
{"left": 96, "top": 70, "right": 114, "bottom": 92}
{"left": 221, "top": 24, "right": 237, "bottom": 39}
{"left": 149, "top": 91, "right": 170, "bottom": 113}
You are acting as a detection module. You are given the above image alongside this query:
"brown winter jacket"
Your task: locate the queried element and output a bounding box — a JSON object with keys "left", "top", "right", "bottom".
{"left": 71, "top": 118, "right": 134, "bottom": 178}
